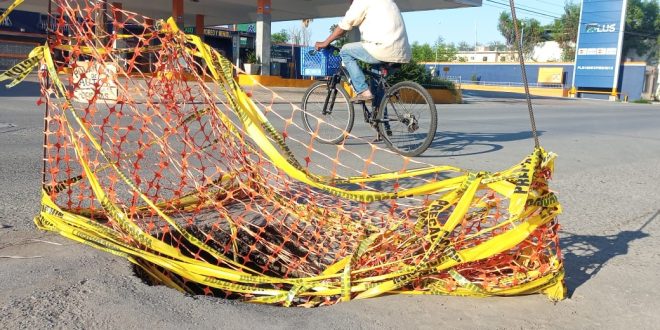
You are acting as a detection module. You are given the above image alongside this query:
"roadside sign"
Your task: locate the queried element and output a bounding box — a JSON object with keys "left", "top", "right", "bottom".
{"left": 72, "top": 61, "right": 118, "bottom": 104}
{"left": 572, "top": 0, "right": 628, "bottom": 92}
{"left": 538, "top": 67, "right": 564, "bottom": 84}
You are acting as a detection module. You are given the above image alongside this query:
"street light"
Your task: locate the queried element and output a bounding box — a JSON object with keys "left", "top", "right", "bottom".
{"left": 433, "top": 46, "right": 438, "bottom": 77}
{"left": 433, "top": 22, "right": 441, "bottom": 77}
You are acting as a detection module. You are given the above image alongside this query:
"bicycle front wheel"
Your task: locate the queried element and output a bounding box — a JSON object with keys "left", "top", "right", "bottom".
{"left": 377, "top": 81, "right": 437, "bottom": 157}
{"left": 301, "top": 81, "right": 354, "bottom": 144}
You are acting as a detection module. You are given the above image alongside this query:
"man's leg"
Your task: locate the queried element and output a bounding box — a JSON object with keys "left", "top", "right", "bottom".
{"left": 340, "top": 42, "right": 380, "bottom": 100}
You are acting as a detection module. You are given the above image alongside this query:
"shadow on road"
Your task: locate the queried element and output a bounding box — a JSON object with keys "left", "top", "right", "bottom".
{"left": 420, "top": 130, "right": 543, "bottom": 157}
{"left": 0, "top": 81, "right": 41, "bottom": 97}
{"left": 561, "top": 210, "right": 658, "bottom": 296}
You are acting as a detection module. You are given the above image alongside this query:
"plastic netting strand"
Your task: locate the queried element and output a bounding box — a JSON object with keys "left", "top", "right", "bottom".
{"left": 1, "top": 0, "right": 565, "bottom": 307}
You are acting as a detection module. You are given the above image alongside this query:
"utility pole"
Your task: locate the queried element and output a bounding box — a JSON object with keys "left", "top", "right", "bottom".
{"left": 433, "top": 22, "right": 441, "bottom": 76}
{"left": 474, "top": 20, "right": 477, "bottom": 54}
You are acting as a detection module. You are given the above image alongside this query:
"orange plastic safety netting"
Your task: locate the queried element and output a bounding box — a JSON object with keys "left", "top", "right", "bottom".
{"left": 1, "top": 0, "right": 565, "bottom": 307}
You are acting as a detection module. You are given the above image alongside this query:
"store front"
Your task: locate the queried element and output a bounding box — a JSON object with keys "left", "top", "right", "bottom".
{"left": 0, "top": 9, "right": 48, "bottom": 69}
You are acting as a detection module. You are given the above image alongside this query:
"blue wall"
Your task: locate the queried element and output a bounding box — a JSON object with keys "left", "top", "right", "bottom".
{"left": 617, "top": 65, "right": 646, "bottom": 101}
{"left": 425, "top": 63, "right": 647, "bottom": 100}
{"left": 426, "top": 63, "right": 575, "bottom": 86}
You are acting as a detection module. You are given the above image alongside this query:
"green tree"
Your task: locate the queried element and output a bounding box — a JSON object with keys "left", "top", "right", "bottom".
{"left": 433, "top": 39, "right": 458, "bottom": 62}
{"left": 386, "top": 59, "right": 456, "bottom": 91}
{"left": 457, "top": 41, "right": 474, "bottom": 51}
{"left": 411, "top": 42, "right": 434, "bottom": 62}
{"left": 497, "top": 12, "right": 546, "bottom": 59}
{"left": 497, "top": 12, "right": 516, "bottom": 48}
{"left": 488, "top": 41, "right": 507, "bottom": 51}
{"left": 271, "top": 29, "right": 290, "bottom": 44}
{"left": 520, "top": 18, "right": 547, "bottom": 58}
{"left": 411, "top": 41, "right": 457, "bottom": 62}
{"left": 624, "top": 0, "right": 660, "bottom": 62}
{"left": 550, "top": 2, "right": 580, "bottom": 61}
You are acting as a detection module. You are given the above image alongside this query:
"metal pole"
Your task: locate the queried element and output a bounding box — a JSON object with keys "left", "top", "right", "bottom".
{"left": 520, "top": 26, "right": 524, "bottom": 55}
{"left": 474, "top": 20, "right": 477, "bottom": 54}
{"left": 42, "top": 0, "right": 52, "bottom": 186}
{"left": 434, "top": 44, "right": 438, "bottom": 75}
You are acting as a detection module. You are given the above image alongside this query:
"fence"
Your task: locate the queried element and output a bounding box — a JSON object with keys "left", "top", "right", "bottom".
{"left": 449, "top": 77, "right": 564, "bottom": 89}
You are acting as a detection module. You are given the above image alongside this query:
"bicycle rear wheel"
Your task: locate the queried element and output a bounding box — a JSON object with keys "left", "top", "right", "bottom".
{"left": 377, "top": 81, "right": 437, "bottom": 157}
{"left": 301, "top": 81, "right": 354, "bottom": 144}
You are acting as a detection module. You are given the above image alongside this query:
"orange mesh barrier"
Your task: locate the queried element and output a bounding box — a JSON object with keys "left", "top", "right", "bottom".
{"left": 0, "top": 0, "right": 566, "bottom": 307}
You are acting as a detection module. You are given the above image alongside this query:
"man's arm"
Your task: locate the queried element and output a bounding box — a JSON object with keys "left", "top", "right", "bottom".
{"left": 315, "top": 0, "right": 365, "bottom": 50}
{"left": 315, "top": 26, "right": 346, "bottom": 50}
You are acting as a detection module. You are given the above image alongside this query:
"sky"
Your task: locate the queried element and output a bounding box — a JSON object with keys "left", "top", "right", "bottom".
{"left": 272, "top": 0, "right": 570, "bottom": 47}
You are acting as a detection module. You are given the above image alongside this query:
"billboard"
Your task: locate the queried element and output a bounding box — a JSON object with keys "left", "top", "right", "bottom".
{"left": 572, "top": 0, "right": 628, "bottom": 91}
{"left": 538, "top": 67, "right": 564, "bottom": 84}
{"left": 236, "top": 23, "right": 256, "bottom": 33}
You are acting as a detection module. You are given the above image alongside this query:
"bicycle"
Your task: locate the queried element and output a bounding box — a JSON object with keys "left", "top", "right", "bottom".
{"left": 300, "top": 46, "right": 437, "bottom": 157}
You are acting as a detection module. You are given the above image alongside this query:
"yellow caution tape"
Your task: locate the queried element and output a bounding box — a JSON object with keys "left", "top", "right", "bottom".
{"left": 0, "top": 46, "right": 43, "bottom": 88}
{"left": 0, "top": 0, "right": 566, "bottom": 306}
{"left": 0, "top": 0, "right": 23, "bottom": 24}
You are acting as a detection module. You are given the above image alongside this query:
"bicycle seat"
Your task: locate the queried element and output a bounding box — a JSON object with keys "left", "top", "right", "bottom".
{"left": 382, "top": 62, "right": 402, "bottom": 69}
{"left": 376, "top": 62, "right": 402, "bottom": 77}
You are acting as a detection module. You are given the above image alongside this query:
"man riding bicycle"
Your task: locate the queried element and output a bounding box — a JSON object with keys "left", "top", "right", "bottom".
{"left": 302, "top": 0, "right": 435, "bottom": 154}
{"left": 314, "top": 0, "right": 412, "bottom": 103}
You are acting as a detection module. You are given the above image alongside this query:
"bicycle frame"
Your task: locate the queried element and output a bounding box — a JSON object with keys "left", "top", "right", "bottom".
{"left": 362, "top": 67, "right": 392, "bottom": 126}
{"left": 321, "top": 68, "right": 346, "bottom": 115}
{"left": 323, "top": 65, "right": 392, "bottom": 127}
{"left": 303, "top": 48, "right": 436, "bottom": 156}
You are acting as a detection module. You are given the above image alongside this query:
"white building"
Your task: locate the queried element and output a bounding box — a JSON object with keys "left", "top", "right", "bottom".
{"left": 455, "top": 46, "right": 515, "bottom": 63}
{"left": 455, "top": 42, "right": 564, "bottom": 63}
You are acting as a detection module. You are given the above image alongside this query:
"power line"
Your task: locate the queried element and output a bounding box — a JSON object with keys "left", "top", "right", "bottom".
{"left": 485, "top": 0, "right": 561, "bottom": 19}
{"left": 515, "top": 0, "right": 566, "bottom": 16}
{"left": 486, "top": 0, "right": 559, "bottom": 19}
{"left": 483, "top": 2, "right": 510, "bottom": 12}
{"left": 488, "top": 0, "right": 558, "bottom": 18}
{"left": 521, "top": 0, "right": 566, "bottom": 10}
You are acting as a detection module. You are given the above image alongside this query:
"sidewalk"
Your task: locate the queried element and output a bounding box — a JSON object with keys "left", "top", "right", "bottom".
{"left": 241, "top": 86, "right": 309, "bottom": 104}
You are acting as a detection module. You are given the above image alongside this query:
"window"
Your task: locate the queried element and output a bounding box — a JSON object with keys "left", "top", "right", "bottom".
{"left": 483, "top": 56, "right": 488, "bottom": 62}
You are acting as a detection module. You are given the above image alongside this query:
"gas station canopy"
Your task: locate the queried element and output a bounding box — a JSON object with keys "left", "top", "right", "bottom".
{"left": 7, "top": 0, "right": 482, "bottom": 76}
{"left": 16, "top": 0, "right": 482, "bottom": 25}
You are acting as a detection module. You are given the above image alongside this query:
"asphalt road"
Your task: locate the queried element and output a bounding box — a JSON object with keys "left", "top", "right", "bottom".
{"left": 1, "top": 81, "right": 659, "bottom": 329}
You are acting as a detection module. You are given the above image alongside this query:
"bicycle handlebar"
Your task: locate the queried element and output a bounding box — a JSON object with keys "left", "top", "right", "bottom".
{"left": 308, "top": 45, "right": 341, "bottom": 56}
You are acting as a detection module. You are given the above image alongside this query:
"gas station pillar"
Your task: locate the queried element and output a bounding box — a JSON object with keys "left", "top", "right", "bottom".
{"left": 256, "top": 0, "right": 271, "bottom": 75}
